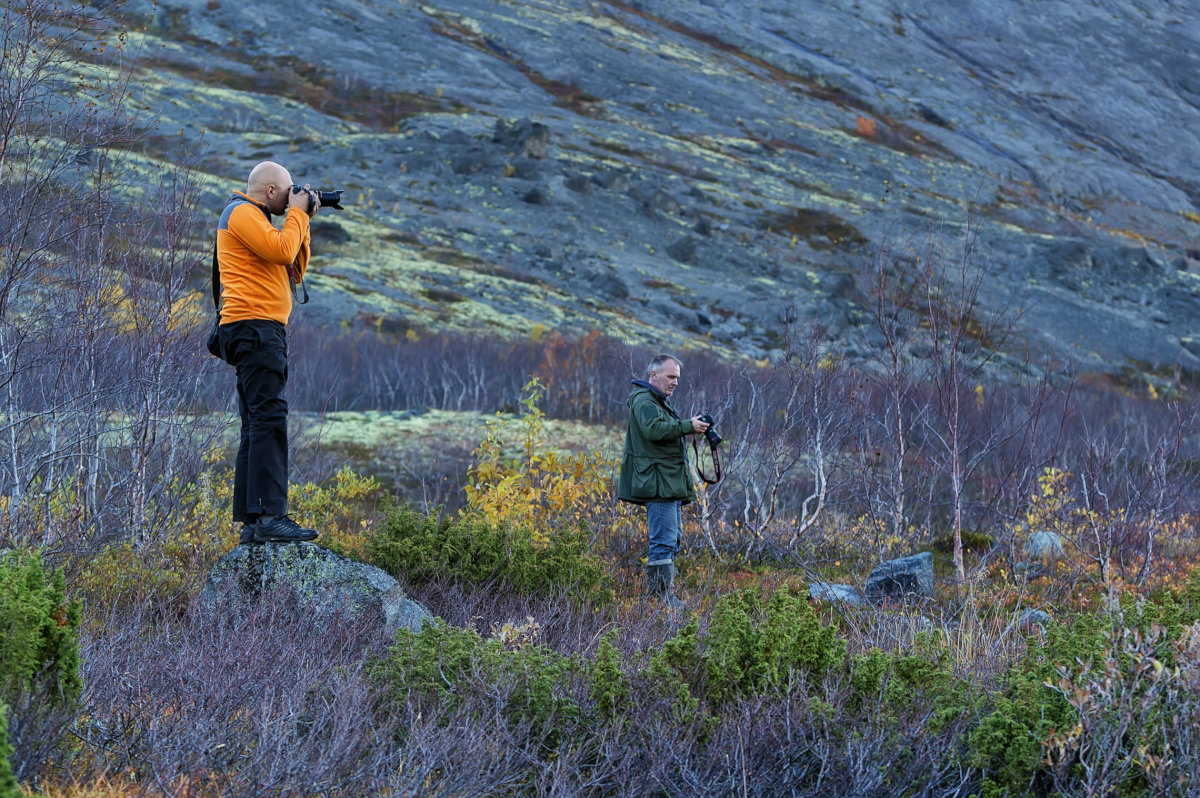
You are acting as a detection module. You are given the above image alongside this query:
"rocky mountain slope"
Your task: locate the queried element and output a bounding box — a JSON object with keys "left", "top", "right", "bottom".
{"left": 113, "top": 0, "right": 1199, "bottom": 376}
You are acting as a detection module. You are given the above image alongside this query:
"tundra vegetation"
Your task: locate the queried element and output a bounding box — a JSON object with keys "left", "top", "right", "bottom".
{"left": 4, "top": 2, "right": 1200, "bottom": 797}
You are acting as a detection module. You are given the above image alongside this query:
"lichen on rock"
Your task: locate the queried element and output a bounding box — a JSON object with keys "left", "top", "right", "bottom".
{"left": 200, "top": 542, "right": 431, "bottom": 637}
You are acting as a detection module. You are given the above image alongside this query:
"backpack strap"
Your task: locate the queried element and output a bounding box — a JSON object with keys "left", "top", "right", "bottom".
{"left": 211, "top": 241, "right": 221, "bottom": 310}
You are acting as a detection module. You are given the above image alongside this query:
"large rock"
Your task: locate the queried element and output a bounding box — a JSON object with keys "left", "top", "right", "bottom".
{"left": 1019, "top": 609, "right": 1053, "bottom": 632}
{"left": 492, "top": 117, "right": 549, "bottom": 159}
{"left": 201, "top": 543, "right": 431, "bottom": 637}
{"left": 1025, "top": 530, "right": 1064, "bottom": 560}
{"left": 864, "top": 551, "right": 935, "bottom": 602}
{"left": 808, "top": 581, "right": 864, "bottom": 605}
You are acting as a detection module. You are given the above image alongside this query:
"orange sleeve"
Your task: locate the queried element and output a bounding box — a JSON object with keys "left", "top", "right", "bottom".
{"left": 218, "top": 200, "right": 313, "bottom": 326}
{"left": 230, "top": 204, "right": 311, "bottom": 266}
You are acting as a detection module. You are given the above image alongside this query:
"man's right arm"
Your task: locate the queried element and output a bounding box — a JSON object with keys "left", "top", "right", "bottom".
{"left": 228, "top": 203, "right": 310, "bottom": 266}
{"left": 634, "top": 399, "right": 693, "bottom": 442}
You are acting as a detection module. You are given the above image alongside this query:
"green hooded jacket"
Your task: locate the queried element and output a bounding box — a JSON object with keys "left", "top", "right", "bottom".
{"left": 617, "top": 380, "right": 696, "bottom": 505}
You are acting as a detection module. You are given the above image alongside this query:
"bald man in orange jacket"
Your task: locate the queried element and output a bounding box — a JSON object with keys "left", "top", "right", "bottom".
{"left": 215, "top": 161, "right": 321, "bottom": 545}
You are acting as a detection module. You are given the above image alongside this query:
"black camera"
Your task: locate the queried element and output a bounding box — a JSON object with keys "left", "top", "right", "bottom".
{"left": 290, "top": 185, "right": 345, "bottom": 213}
{"left": 698, "top": 414, "right": 722, "bottom": 447}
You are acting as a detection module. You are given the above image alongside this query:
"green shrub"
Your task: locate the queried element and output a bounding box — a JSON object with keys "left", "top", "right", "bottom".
{"left": 647, "top": 588, "right": 846, "bottom": 706}
{"left": 375, "top": 588, "right": 982, "bottom": 781}
{"left": 643, "top": 589, "right": 976, "bottom": 757}
{"left": 970, "top": 612, "right": 1107, "bottom": 796}
{"left": 967, "top": 575, "right": 1200, "bottom": 798}
{"left": 705, "top": 588, "right": 844, "bottom": 703}
{"left": 375, "top": 618, "right": 582, "bottom": 748}
{"left": 0, "top": 551, "right": 81, "bottom": 794}
{"left": 0, "top": 551, "right": 81, "bottom": 706}
{"left": 643, "top": 616, "right": 711, "bottom": 733}
{"left": 587, "top": 630, "right": 629, "bottom": 721}
{"left": 0, "top": 704, "right": 15, "bottom": 798}
{"left": 849, "top": 633, "right": 975, "bottom": 732}
{"left": 367, "top": 504, "right": 611, "bottom": 602}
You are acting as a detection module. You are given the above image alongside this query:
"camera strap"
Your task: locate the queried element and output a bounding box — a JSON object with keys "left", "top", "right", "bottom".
{"left": 287, "top": 259, "right": 309, "bottom": 305}
{"left": 691, "top": 436, "right": 722, "bottom": 485}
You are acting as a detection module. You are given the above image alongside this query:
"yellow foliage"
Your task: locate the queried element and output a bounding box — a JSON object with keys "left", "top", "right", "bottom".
{"left": 287, "top": 466, "right": 380, "bottom": 559}
{"left": 490, "top": 615, "right": 542, "bottom": 648}
{"left": 100, "top": 284, "right": 138, "bottom": 334}
{"left": 827, "top": 514, "right": 912, "bottom": 560}
{"left": 168, "top": 292, "right": 208, "bottom": 333}
{"left": 77, "top": 468, "right": 230, "bottom": 614}
{"left": 465, "top": 378, "right": 613, "bottom": 543}
{"left": 1022, "top": 467, "right": 1076, "bottom": 536}
{"left": 1012, "top": 467, "right": 1129, "bottom": 585}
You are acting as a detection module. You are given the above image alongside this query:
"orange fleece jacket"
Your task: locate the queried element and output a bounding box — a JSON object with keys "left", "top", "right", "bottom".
{"left": 216, "top": 191, "right": 311, "bottom": 326}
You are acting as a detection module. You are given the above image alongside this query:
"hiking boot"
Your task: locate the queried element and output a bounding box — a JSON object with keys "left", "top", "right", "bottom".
{"left": 238, "top": 523, "right": 261, "bottom": 545}
{"left": 252, "top": 514, "right": 318, "bottom": 543}
{"left": 646, "top": 563, "right": 684, "bottom": 609}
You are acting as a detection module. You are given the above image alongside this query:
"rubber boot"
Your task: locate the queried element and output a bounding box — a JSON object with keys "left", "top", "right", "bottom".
{"left": 646, "top": 563, "right": 684, "bottom": 609}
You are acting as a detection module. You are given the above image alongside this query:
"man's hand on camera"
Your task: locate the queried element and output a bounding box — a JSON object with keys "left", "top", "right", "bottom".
{"left": 690, "top": 416, "right": 710, "bottom": 434}
{"left": 287, "top": 184, "right": 320, "bottom": 217}
{"left": 287, "top": 186, "right": 308, "bottom": 212}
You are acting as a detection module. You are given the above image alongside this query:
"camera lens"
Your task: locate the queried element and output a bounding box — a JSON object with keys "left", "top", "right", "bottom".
{"left": 317, "top": 189, "right": 344, "bottom": 210}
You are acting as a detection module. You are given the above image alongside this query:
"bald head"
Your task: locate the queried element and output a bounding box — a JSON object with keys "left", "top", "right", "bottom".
{"left": 246, "top": 161, "right": 292, "bottom": 214}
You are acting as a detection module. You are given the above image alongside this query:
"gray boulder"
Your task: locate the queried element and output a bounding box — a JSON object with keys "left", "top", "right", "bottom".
{"left": 1025, "top": 530, "right": 1064, "bottom": 560}
{"left": 201, "top": 543, "right": 431, "bottom": 637}
{"left": 666, "top": 236, "right": 700, "bottom": 265}
{"left": 864, "top": 551, "right": 935, "bottom": 602}
{"left": 808, "top": 581, "right": 864, "bottom": 605}
{"left": 1019, "top": 609, "right": 1053, "bottom": 631}
{"left": 1013, "top": 560, "right": 1045, "bottom": 579}
{"left": 492, "top": 118, "right": 549, "bottom": 159}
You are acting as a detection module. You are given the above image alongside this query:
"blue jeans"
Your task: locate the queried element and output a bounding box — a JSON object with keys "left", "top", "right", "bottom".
{"left": 646, "top": 500, "right": 683, "bottom": 565}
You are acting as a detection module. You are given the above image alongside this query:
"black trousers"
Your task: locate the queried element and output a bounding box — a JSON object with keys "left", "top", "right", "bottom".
{"left": 218, "top": 320, "right": 289, "bottom": 523}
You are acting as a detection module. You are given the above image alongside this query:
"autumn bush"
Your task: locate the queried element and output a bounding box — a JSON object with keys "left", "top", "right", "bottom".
{"left": 0, "top": 552, "right": 81, "bottom": 786}
{"left": 465, "top": 379, "right": 615, "bottom": 543}
{"left": 970, "top": 570, "right": 1200, "bottom": 796}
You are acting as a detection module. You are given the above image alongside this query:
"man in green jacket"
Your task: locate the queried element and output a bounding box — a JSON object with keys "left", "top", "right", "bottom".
{"left": 617, "top": 354, "right": 710, "bottom": 605}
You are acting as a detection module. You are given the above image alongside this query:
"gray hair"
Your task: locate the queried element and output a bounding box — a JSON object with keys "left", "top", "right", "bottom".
{"left": 646, "top": 354, "right": 682, "bottom": 379}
